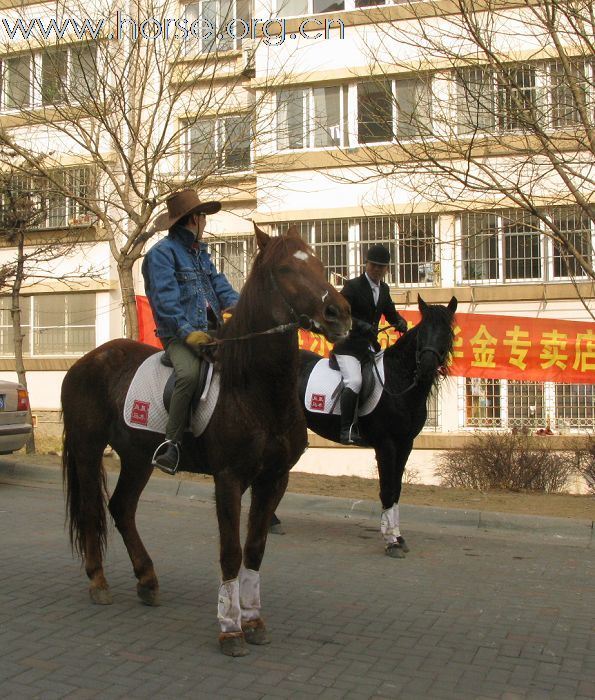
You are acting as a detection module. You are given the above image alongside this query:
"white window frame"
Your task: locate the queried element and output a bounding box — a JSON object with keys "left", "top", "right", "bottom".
{"left": 0, "top": 44, "right": 97, "bottom": 112}
{"left": 0, "top": 293, "right": 96, "bottom": 357}
{"left": 276, "top": 85, "right": 348, "bottom": 151}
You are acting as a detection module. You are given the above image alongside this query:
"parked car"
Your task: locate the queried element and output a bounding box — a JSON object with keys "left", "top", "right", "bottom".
{"left": 0, "top": 380, "right": 32, "bottom": 454}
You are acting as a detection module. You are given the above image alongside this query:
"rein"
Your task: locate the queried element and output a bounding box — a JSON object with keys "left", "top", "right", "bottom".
{"left": 372, "top": 332, "right": 447, "bottom": 399}
{"left": 202, "top": 271, "right": 316, "bottom": 346}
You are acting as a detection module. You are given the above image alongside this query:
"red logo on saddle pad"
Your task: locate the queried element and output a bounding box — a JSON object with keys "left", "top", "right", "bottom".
{"left": 131, "top": 400, "right": 150, "bottom": 426}
{"left": 310, "top": 393, "right": 326, "bottom": 411}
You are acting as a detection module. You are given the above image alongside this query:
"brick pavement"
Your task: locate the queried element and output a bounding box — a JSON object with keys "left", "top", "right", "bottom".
{"left": 0, "top": 463, "right": 593, "bottom": 699}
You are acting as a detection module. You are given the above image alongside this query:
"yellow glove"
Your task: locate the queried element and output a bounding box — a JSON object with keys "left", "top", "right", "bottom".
{"left": 185, "top": 331, "right": 212, "bottom": 348}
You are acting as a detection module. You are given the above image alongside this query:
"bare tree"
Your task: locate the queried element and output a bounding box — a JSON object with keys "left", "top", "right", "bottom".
{"left": 0, "top": 154, "right": 104, "bottom": 451}
{"left": 0, "top": 0, "right": 271, "bottom": 337}
{"left": 335, "top": 0, "right": 595, "bottom": 295}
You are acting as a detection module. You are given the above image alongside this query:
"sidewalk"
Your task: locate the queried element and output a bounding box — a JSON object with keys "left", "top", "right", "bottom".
{"left": 1, "top": 456, "right": 593, "bottom": 547}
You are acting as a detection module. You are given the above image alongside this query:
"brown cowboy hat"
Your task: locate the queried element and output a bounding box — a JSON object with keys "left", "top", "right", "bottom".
{"left": 153, "top": 189, "right": 221, "bottom": 231}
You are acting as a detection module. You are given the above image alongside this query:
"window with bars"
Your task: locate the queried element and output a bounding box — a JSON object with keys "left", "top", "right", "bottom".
{"left": 0, "top": 45, "right": 97, "bottom": 111}
{"left": 209, "top": 236, "right": 255, "bottom": 291}
{"left": 0, "top": 293, "right": 96, "bottom": 356}
{"left": 555, "top": 384, "right": 594, "bottom": 431}
{"left": 459, "top": 206, "right": 592, "bottom": 284}
{"left": 0, "top": 168, "right": 94, "bottom": 230}
{"left": 548, "top": 59, "right": 591, "bottom": 129}
{"left": 186, "top": 114, "right": 251, "bottom": 174}
{"left": 270, "top": 214, "right": 438, "bottom": 288}
{"left": 277, "top": 86, "right": 348, "bottom": 150}
{"left": 275, "top": 0, "right": 387, "bottom": 14}
{"left": 463, "top": 378, "right": 594, "bottom": 431}
{"left": 550, "top": 207, "right": 593, "bottom": 279}
{"left": 396, "top": 214, "right": 437, "bottom": 285}
{"left": 465, "top": 378, "right": 502, "bottom": 428}
{"left": 457, "top": 59, "right": 593, "bottom": 134}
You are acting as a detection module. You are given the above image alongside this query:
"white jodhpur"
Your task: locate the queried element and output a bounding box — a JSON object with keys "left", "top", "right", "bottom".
{"left": 239, "top": 565, "right": 261, "bottom": 622}
{"left": 217, "top": 578, "right": 241, "bottom": 633}
{"left": 380, "top": 504, "right": 401, "bottom": 546}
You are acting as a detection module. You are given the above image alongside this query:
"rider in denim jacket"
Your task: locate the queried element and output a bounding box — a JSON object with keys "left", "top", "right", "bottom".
{"left": 142, "top": 190, "right": 239, "bottom": 474}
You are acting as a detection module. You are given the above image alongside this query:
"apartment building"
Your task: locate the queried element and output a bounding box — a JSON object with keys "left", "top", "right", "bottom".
{"left": 0, "top": 0, "right": 592, "bottom": 463}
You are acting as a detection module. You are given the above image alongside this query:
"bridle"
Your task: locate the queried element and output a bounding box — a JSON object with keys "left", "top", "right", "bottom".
{"left": 200, "top": 270, "right": 325, "bottom": 346}
{"left": 372, "top": 326, "right": 449, "bottom": 398}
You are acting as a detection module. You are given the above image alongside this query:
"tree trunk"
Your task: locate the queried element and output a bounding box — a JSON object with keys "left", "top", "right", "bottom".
{"left": 118, "top": 261, "right": 139, "bottom": 340}
{"left": 11, "top": 231, "right": 36, "bottom": 453}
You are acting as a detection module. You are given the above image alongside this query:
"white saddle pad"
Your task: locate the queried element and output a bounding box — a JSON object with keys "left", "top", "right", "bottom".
{"left": 123, "top": 351, "right": 220, "bottom": 437}
{"left": 304, "top": 354, "right": 385, "bottom": 416}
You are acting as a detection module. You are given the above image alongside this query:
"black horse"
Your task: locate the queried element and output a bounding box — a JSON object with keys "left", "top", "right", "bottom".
{"left": 298, "top": 295, "right": 457, "bottom": 557}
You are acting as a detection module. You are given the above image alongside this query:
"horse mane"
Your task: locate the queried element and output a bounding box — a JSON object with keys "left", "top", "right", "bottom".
{"left": 216, "top": 233, "right": 313, "bottom": 392}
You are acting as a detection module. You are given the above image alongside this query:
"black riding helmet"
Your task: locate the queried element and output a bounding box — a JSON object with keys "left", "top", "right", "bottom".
{"left": 366, "top": 244, "right": 391, "bottom": 265}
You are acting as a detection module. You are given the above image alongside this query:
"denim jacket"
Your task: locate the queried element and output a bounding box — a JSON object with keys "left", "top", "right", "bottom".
{"left": 142, "top": 224, "right": 239, "bottom": 341}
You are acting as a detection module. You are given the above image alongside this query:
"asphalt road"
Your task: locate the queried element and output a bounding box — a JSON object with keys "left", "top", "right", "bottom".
{"left": 0, "top": 460, "right": 594, "bottom": 699}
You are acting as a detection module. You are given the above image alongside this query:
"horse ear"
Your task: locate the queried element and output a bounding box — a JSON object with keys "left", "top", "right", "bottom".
{"left": 253, "top": 221, "right": 270, "bottom": 250}
{"left": 286, "top": 225, "right": 300, "bottom": 239}
{"left": 418, "top": 294, "right": 429, "bottom": 314}
{"left": 447, "top": 296, "right": 458, "bottom": 313}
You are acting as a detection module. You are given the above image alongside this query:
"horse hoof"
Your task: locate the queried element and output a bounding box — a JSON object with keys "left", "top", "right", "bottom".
{"left": 385, "top": 543, "right": 406, "bottom": 559}
{"left": 397, "top": 536, "right": 410, "bottom": 553}
{"left": 219, "top": 633, "right": 250, "bottom": 657}
{"left": 269, "top": 524, "right": 285, "bottom": 535}
{"left": 137, "top": 584, "right": 160, "bottom": 606}
{"left": 242, "top": 619, "right": 271, "bottom": 645}
{"left": 89, "top": 587, "right": 113, "bottom": 605}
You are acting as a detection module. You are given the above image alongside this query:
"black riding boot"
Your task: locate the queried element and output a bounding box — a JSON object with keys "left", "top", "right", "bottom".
{"left": 339, "top": 388, "right": 364, "bottom": 445}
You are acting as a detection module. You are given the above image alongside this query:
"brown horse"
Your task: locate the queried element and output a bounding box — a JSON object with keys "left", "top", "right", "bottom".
{"left": 61, "top": 224, "right": 351, "bottom": 656}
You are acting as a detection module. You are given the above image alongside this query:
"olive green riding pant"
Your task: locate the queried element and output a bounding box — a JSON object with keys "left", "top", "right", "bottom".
{"left": 163, "top": 338, "right": 201, "bottom": 444}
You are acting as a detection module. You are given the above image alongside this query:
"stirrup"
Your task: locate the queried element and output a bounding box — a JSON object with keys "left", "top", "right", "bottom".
{"left": 151, "top": 440, "right": 180, "bottom": 475}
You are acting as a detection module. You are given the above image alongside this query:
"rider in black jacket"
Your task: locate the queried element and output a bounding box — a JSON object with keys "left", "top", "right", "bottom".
{"left": 332, "top": 244, "right": 408, "bottom": 445}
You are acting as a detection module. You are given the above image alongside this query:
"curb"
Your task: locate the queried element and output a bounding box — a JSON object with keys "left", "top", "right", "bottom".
{"left": 1, "top": 458, "right": 593, "bottom": 546}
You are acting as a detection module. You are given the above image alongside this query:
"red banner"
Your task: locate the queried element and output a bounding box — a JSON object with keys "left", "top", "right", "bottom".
{"left": 136, "top": 297, "right": 595, "bottom": 384}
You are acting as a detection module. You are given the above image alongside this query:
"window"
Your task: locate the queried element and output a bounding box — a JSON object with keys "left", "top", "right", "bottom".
{"left": 461, "top": 212, "right": 499, "bottom": 281}
{"left": 550, "top": 207, "right": 593, "bottom": 279}
{"left": 185, "top": 0, "right": 250, "bottom": 53}
{"left": 1, "top": 45, "right": 97, "bottom": 111}
{"left": 460, "top": 209, "right": 564, "bottom": 284}
{"left": 497, "top": 65, "right": 539, "bottom": 131}
{"left": 507, "top": 380, "right": 544, "bottom": 430}
{"left": 395, "top": 77, "right": 432, "bottom": 139}
{"left": 503, "top": 211, "right": 541, "bottom": 280}
{"left": 276, "top": 86, "right": 347, "bottom": 150}
{"left": 270, "top": 214, "right": 438, "bottom": 287}
{"left": 187, "top": 114, "right": 251, "bottom": 174}
{"left": 457, "top": 67, "right": 496, "bottom": 135}
{"left": 549, "top": 59, "right": 591, "bottom": 129}
{"left": 457, "top": 59, "right": 593, "bottom": 135}
{"left": 42, "top": 49, "right": 68, "bottom": 105}
{"left": 465, "top": 378, "right": 501, "bottom": 428}
{"left": 276, "top": 0, "right": 344, "bottom": 16}
{"left": 555, "top": 384, "right": 594, "bottom": 430}
{"left": 277, "top": 89, "right": 307, "bottom": 150}
{"left": 275, "top": 0, "right": 387, "bottom": 15}
{"left": 0, "top": 294, "right": 96, "bottom": 356}
{"left": 396, "top": 214, "right": 437, "bottom": 285}
{"left": 358, "top": 80, "right": 393, "bottom": 144}
{"left": 3, "top": 55, "right": 31, "bottom": 109}
{"left": 209, "top": 236, "right": 255, "bottom": 291}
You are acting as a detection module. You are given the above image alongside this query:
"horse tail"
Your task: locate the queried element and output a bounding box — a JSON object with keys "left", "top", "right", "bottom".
{"left": 62, "top": 413, "right": 109, "bottom": 559}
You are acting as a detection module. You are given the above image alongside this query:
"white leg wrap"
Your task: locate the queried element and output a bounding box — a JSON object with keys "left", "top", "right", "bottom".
{"left": 380, "top": 504, "right": 401, "bottom": 545}
{"left": 217, "top": 578, "right": 242, "bottom": 633}
{"left": 239, "top": 565, "right": 261, "bottom": 622}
